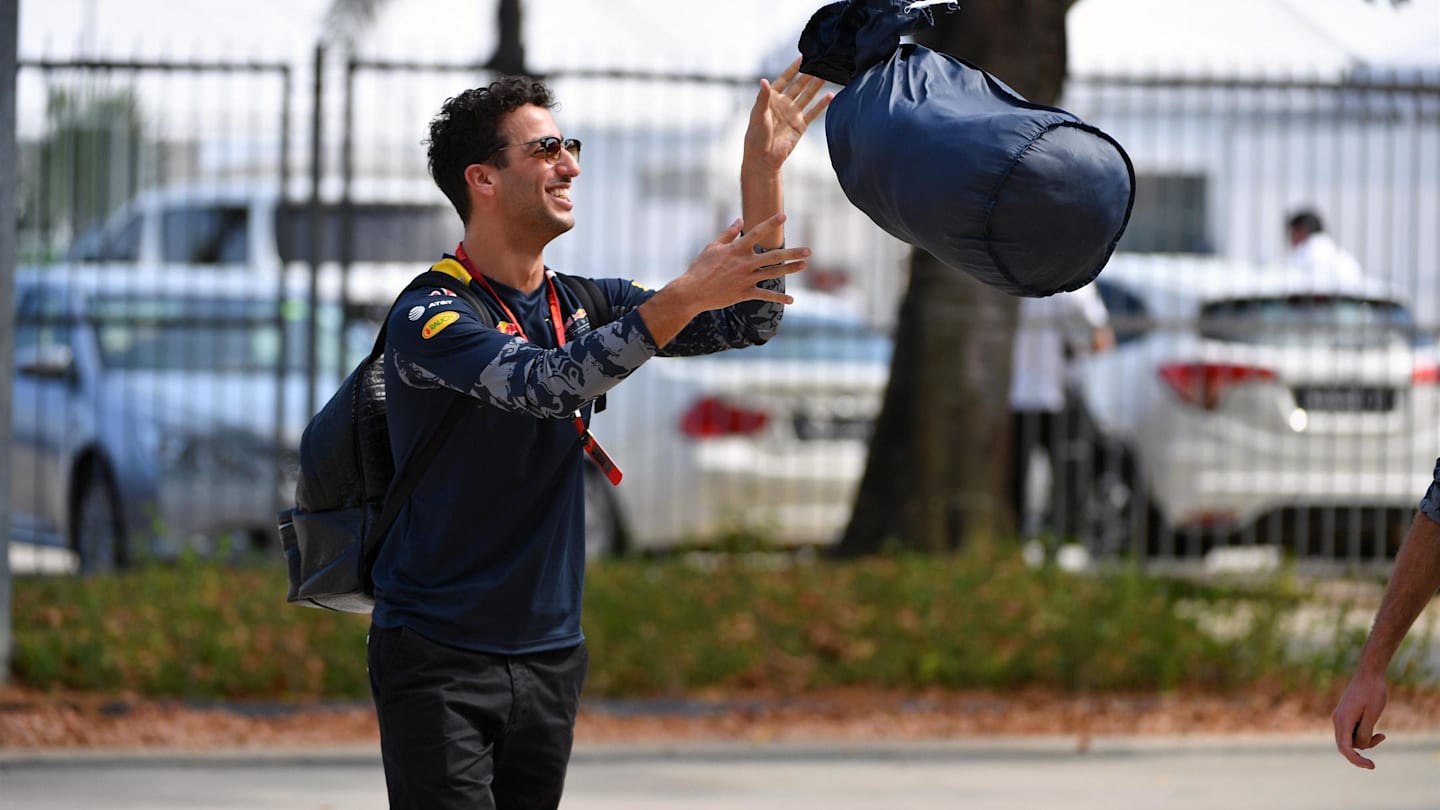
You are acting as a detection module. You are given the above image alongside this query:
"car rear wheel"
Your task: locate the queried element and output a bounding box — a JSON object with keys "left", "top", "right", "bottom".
{"left": 72, "top": 458, "right": 127, "bottom": 574}
{"left": 583, "top": 465, "right": 625, "bottom": 561}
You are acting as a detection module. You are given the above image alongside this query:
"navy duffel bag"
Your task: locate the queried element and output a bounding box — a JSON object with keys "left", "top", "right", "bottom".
{"left": 799, "top": 0, "right": 1135, "bottom": 297}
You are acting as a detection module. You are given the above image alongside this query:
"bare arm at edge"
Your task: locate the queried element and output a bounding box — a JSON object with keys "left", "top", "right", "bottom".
{"left": 1331, "top": 513, "right": 1440, "bottom": 769}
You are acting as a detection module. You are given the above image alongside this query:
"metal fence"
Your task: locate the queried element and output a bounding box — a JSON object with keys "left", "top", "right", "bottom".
{"left": 12, "top": 57, "right": 296, "bottom": 569}
{"left": 1040, "top": 72, "right": 1440, "bottom": 568}
{"left": 11, "top": 53, "right": 1440, "bottom": 570}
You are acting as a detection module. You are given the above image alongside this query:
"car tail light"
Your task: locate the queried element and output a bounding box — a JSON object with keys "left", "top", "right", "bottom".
{"left": 680, "top": 396, "right": 769, "bottom": 438}
{"left": 1414, "top": 363, "right": 1440, "bottom": 385}
{"left": 1158, "top": 362, "right": 1275, "bottom": 410}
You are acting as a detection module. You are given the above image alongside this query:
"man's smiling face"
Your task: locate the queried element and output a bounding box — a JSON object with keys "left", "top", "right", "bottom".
{"left": 491, "top": 104, "right": 580, "bottom": 243}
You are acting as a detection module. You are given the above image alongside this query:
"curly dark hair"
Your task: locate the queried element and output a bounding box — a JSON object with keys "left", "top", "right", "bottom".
{"left": 426, "top": 76, "right": 556, "bottom": 223}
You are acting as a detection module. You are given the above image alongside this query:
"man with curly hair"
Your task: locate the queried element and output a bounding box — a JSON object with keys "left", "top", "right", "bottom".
{"left": 364, "top": 60, "right": 831, "bottom": 809}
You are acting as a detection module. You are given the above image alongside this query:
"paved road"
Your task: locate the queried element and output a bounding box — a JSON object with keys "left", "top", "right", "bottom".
{"left": 2, "top": 735, "right": 1438, "bottom": 809}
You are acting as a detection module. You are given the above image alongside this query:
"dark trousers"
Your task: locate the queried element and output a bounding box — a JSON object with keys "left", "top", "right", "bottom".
{"left": 1011, "top": 409, "right": 1058, "bottom": 531}
{"left": 1012, "top": 406, "right": 1097, "bottom": 539}
{"left": 367, "top": 624, "right": 588, "bottom": 810}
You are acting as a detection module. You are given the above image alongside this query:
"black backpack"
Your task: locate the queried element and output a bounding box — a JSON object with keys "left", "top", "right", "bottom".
{"left": 278, "top": 266, "right": 613, "bottom": 613}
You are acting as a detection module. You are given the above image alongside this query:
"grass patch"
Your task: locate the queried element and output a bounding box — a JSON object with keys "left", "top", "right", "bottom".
{"left": 11, "top": 559, "right": 370, "bottom": 699}
{"left": 8, "top": 548, "right": 1433, "bottom": 701}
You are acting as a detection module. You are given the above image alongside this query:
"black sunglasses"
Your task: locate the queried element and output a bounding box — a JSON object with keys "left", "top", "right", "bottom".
{"left": 489, "top": 136, "right": 582, "bottom": 165}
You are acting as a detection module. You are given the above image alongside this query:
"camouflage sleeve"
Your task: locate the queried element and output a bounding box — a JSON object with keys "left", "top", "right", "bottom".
{"left": 1421, "top": 457, "right": 1440, "bottom": 526}
{"left": 660, "top": 275, "right": 786, "bottom": 357}
{"left": 594, "top": 258, "right": 786, "bottom": 358}
{"left": 388, "top": 286, "right": 660, "bottom": 419}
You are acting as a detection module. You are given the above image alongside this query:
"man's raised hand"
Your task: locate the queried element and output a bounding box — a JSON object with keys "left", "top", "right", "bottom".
{"left": 744, "top": 58, "right": 834, "bottom": 172}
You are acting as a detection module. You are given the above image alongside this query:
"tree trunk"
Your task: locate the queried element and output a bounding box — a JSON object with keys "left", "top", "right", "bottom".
{"left": 486, "top": 0, "right": 527, "bottom": 76}
{"left": 833, "top": 0, "right": 1078, "bottom": 557}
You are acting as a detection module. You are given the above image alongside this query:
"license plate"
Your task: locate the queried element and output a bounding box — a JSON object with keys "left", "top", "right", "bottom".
{"left": 1293, "top": 386, "right": 1395, "bottom": 412}
{"left": 792, "top": 413, "right": 875, "bottom": 441}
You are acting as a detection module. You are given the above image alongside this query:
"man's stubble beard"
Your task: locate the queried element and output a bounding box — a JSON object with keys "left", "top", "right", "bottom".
{"left": 514, "top": 195, "right": 575, "bottom": 247}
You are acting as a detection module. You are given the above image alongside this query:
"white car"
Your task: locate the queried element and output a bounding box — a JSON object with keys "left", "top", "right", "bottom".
{"left": 1071, "top": 254, "right": 1440, "bottom": 559}
{"left": 583, "top": 295, "right": 892, "bottom": 556}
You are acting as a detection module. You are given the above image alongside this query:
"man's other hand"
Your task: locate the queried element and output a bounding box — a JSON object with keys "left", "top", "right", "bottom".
{"left": 1331, "top": 672, "right": 1389, "bottom": 769}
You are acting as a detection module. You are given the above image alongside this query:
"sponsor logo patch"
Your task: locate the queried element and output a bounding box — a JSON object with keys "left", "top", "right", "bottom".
{"left": 421, "top": 311, "right": 460, "bottom": 339}
{"left": 429, "top": 288, "right": 457, "bottom": 297}
{"left": 427, "top": 299, "right": 454, "bottom": 308}
{"left": 496, "top": 321, "right": 520, "bottom": 336}
{"left": 564, "top": 308, "right": 590, "bottom": 335}
{"left": 407, "top": 306, "right": 426, "bottom": 321}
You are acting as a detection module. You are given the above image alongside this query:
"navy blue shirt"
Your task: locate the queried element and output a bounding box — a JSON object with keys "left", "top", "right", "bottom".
{"left": 1421, "top": 456, "right": 1440, "bottom": 528}
{"left": 372, "top": 258, "right": 784, "bottom": 654}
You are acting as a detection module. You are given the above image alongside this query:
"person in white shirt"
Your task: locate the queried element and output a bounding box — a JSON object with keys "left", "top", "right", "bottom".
{"left": 1008, "top": 285, "right": 1114, "bottom": 537}
{"left": 1286, "top": 209, "right": 1366, "bottom": 284}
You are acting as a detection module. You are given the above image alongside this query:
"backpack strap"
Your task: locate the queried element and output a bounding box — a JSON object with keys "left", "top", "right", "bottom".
{"left": 358, "top": 268, "right": 493, "bottom": 588}
{"left": 555, "top": 273, "right": 615, "bottom": 329}
{"left": 403, "top": 267, "right": 497, "bottom": 329}
{"left": 363, "top": 267, "right": 497, "bottom": 360}
{"left": 361, "top": 381, "right": 472, "bottom": 592}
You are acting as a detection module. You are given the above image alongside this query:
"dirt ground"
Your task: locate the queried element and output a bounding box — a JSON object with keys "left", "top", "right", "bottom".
{"left": 4, "top": 685, "right": 1440, "bottom": 750}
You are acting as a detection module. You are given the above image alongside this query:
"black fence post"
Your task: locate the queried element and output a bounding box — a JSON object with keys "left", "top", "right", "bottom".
{"left": 273, "top": 65, "right": 294, "bottom": 514}
{"left": 0, "top": 0, "right": 20, "bottom": 684}
{"left": 339, "top": 55, "right": 355, "bottom": 369}
{"left": 306, "top": 44, "right": 326, "bottom": 420}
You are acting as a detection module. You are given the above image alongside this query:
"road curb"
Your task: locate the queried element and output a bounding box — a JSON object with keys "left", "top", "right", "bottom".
{"left": 0, "top": 744, "right": 382, "bottom": 769}
{"left": 568, "top": 732, "right": 1440, "bottom": 763}
{"left": 4, "top": 732, "right": 1439, "bottom": 769}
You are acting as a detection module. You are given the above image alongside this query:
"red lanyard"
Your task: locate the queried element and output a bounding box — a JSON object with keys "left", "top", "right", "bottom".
{"left": 454, "top": 243, "right": 623, "bottom": 485}
{"left": 455, "top": 243, "right": 567, "bottom": 348}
